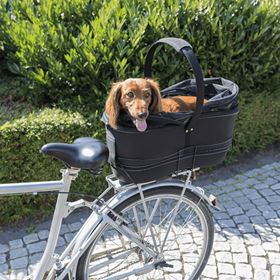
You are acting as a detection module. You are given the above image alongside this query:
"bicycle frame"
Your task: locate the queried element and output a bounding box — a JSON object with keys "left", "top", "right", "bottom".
{"left": 0, "top": 168, "right": 217, "bottom": 280}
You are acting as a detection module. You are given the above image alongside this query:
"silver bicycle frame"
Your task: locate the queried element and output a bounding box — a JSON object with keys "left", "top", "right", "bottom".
{"left": 0, "top": 169, "right": 217, "bottom": 280}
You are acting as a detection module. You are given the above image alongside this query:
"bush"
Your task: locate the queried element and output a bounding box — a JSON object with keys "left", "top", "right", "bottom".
{"left": 0, "top": 107, "right": 108, "bottom": 224}
{"left": 231, "top": 88, "right": 280, "bottom": 157}
{"left": 0, "top": 0, "right": 279, "bottom": 106}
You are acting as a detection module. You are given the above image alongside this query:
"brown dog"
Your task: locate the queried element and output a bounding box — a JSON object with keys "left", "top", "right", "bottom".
{"left": 105, "top": 78, "right": 207, "bottom": 132}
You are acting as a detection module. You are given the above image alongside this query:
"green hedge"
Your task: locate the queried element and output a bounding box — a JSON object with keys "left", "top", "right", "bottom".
{"left": 1, "top": 86, "right": 280, "bottom": 224}
{"left": 0, "top": 107, "right": 108, "bottom": 224}
{"left": 0, "top": 0, "right": 279, "bottom": 106}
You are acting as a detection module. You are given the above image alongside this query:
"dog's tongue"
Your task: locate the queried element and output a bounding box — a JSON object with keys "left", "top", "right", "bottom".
{"left": 134, "top": 119, "right": 147, "bottom": 132}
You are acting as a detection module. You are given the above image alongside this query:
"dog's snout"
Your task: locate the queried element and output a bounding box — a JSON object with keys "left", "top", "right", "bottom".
{"left": 138, "top": 112, "right": 148, "bottom": 119}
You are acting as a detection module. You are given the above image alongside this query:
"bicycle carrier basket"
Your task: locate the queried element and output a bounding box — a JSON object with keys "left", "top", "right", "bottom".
{"left": 103, "top": 37, "right": 239, "bottom": 183}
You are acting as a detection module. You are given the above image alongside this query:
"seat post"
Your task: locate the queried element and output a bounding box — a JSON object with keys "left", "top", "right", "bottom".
{"left": 33, "top": 168, "right": 80, "bottom": 280}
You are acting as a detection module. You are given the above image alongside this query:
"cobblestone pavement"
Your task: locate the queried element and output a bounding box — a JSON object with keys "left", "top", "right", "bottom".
{"left": 0, "top": 160, "right": 280, "bottom": 279}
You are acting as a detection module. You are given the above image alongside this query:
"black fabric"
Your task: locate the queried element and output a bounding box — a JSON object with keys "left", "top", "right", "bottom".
{"left": 41, "top": 137, "right": 108, "bottom": 172}
{"left": 144, "top": 37, "right": 205, "bottom": 132}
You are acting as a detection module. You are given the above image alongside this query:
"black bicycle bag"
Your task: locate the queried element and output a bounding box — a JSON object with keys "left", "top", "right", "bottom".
{"left": 103, "top": 37, "right": 239, "bottom": 184}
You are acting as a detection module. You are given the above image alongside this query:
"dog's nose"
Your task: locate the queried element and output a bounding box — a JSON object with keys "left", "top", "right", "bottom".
{"left": 138, "top": 112, "right": 148, "bottom": 119}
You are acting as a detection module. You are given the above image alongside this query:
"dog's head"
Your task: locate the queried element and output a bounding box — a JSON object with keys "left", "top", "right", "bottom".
{"left": 105, "top": 78, "right": 162, "bottom": 131}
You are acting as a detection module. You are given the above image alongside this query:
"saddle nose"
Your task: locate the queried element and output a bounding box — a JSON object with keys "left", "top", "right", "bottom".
{"left": 138, "top": 112, "right": 148, "bottom": 119}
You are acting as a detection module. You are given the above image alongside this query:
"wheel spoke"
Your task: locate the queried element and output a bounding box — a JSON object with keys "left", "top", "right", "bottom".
{"left": 77, "top": 188, "right": 213, "bottom": 280}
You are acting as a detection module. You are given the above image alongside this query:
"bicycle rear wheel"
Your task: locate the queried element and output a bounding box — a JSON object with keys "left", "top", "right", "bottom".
{"left": 76, "top": 186, "right": 214, "bottom": 280}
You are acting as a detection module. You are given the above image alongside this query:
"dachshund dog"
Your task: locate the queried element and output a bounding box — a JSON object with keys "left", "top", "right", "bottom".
{"left": 105, "top": 78, "right": 207, "bottom": 132}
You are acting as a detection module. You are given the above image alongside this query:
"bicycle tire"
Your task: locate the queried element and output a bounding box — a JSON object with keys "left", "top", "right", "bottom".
{"left": 76, "top": 186, "right": 214, "bottom": 280}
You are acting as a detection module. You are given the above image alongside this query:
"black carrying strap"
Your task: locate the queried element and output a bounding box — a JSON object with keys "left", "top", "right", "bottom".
{"left": 144, "top": 37, "right": 205, "bottom": 133}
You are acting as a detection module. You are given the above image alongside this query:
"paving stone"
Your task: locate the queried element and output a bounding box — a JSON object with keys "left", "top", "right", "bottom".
{"left": 223, "top": 228, "right": 242, "bottom": 237}
{"left": 224, "top": 201, "right": 239, "bottom": 209}
{"left": 226, "top": 234, "right": 244, "bottom": 243}
{"left": 10, "top": 256, "right": 28, "bottom": 270}
{"left": 242, "top": 189, "right": 262, "bottom": 199}
{"left": 262, "top": 241, "right": 279, "bottom": 251}
{"left": 27, "top": 264, "right": 37, "bottom": 275}
{"left": 214, "top": 223, "right": 222, "bottom": 232}
{"left": 215, "top": 251, "right": 232, "bottom": 263}
{"left": 213, "top": 212, "right": 230, "bottom": 220}
{"left": 254, "top": 269, "right": 270, "bottom": 280}
{"left": 227, "top": 207, "right": 244, "bottom": 217}
{"left": 260, "top": 233, "right": 277, "bottom": 242}
{"left": 0, "top": 263, "right": 8, "bottom": 274}
{"left": 214, "top": 233, "right": 227, "bottom": 242}
{"left": 235, "top": 263, "right": 253, "bottom": 278}
{"left": 9, "top": 269, "right": 28, "bottom": 280}
{"left": 248, "top": 245, "right": 266, "bottom": 256}
{"left": 60, "top": 224, "right": 70, "bottom": 235}
{"left": 219, "top": 275, "right": 241, "bottom": 280}
{"left": 0, "top": 254, "right": 6, "bottom": 265}
{"left": 217, "top": 262, "right": 235, "bottom": 274}
{"left": 234, "top": 173, "right": 248, "bottom": 180}
{"left": 230, "top": 243, "right": 246, "bottom": 253}
{"left": 245, "top": 169, "right": 262, "bottom": 177}
{"left": 232, "top": 253, "right": 248, "bottom": 263}
{"left": 272, "top": 265, "right": 280, "bottom": 276}
{"left": 266, "top": 195, "right": 280, "bottom": 203}
{"left": 252, "top": 198, "right": 269, "bottom": 207}
{"left": 23, "top": 233, "right": 39, "bottom": 244}
{"left": 251, "top": 256, "right": 267, "bottom": 269}
{"left": 201, "top": 265, "right": 217, "bottom": 278}
{"left": 268, "top": 218, "right": 280, "bottom": 227}
{"left": 38, "top": 230, "right": 49, "bottom": 240}
{"left": 240, "top": 202, "right": 255, "bottom": 211}
{"left": 269, "top": 252, "right": 280, "bottom": 265}
{"left": 8, "top": 239, "right": 23, "bottom": 250}
{"left": 246, "top": 208, "right": 261, "bottom": 217}
{"left": 56, "top": 236, "right": 66, "bottom": 247}
{"left": 213, "top": 242, "right": 230, "bottom": 251}
{"left": 232, "top": 215, "right": 250, "bottom": 224}
{"left": 0, "top": 244, "right": 9, "bottom": 254}
{"left": 218, "top": 219, "right": 236, "bottom": 228}
{"left": 271, "top": 202, "right": 280, "bottom": 211}
{"left": 271, "top": 183, "right": 280, "bottom": 190}
{"left": 10, "top": 247, "right": 28, "bottom": 260}
{"left": 238, "top": 223, "right": 255, "bottom": 233}
{"left": 214, "top": 181, "right": 227, "bottom": 187}
{"left": 259, "top": 188, "right": 276, "bottom": 197}
{"left": 254, "top": 224, "right": 272, "bottom": 234}
{"left": 68, "top": 222, "right": 82, "bottom": 232}
{"left": 254, "top": 183, "right": 269, "bottom": 190}
{"left": 227, "top": 191, "right": 243, "bottom": 198}
{"left": 243, "top": 233, "right": 261, "bottom": 245}
{"left": 206, "top": 254, "right": 216, "bottom": 265}
{"left": 264, "top": 177, "right": 278, "bottom": 186}
{"left": 243, "top": 178, "right": 260, "bottom": 186}
{"left": 29, "top": 252, "right": 43, "bottom": 264}
{"left": 233, "top": 196, "right": 250, "bottom": 205}
{"left": 272, "top": 226, "right": 280, "bottom": 236}
{"left": 27, "top": 241, "right": 47, "bottom": 254}
{"left": 250, "top": 215, "right": 267, "bottom": 225}
{"left": 65, "top": 233, "right": 75, "bottom": 243}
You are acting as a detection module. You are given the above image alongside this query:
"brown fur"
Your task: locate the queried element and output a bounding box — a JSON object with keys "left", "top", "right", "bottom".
{"left": 105, "top": 78, "right": 207, "bottom": 129}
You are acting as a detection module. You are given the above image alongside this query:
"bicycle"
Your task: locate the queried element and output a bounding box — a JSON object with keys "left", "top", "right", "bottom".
{"left": 0, "top": 136, "right": 217, "bottom": 280}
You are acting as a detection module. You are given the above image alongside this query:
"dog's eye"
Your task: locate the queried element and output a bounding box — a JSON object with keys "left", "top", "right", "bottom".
{"left": 144, "top": 92, "right": 151, "bottom": 98}
{"left": 126, "top": 92, "right": 134, "bottom": 98}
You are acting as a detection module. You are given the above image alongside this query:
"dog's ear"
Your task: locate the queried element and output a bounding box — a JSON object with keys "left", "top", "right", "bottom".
{"left": 147, "top": 79, "right": 162, "bottom": 113}
{"left": 105, "top": 81, "right": 122, "bottom": 128}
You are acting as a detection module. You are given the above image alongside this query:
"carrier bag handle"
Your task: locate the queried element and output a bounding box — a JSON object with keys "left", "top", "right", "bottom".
{"left": 144, "top": 37, "right": 205, "bottom": 133}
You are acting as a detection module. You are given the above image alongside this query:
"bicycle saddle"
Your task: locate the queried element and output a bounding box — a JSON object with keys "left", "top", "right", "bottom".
{"left": 41, "top": 137, "right": 108, "bottom": 174}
